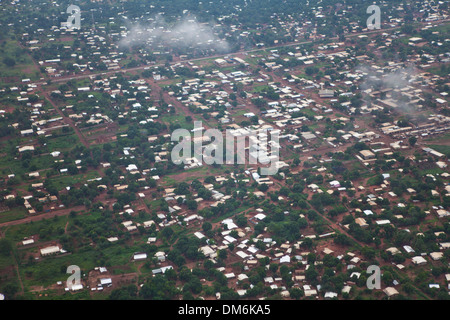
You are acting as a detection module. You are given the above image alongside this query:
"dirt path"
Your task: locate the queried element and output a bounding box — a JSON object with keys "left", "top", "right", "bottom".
{"left": 12, "top": 253, "right": 25, "bottom": 296}
{"left": 0, "top": 205, "right": 85, "bottom": 229}
{"left": 41, "top": 89, "right": 90, "bottom": 149}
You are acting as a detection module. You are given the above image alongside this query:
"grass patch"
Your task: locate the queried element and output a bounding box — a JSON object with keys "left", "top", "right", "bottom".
{"left": 428, "top": 145, "right": 450, "bottom": 157}
{"left": 45, "top": 134, "right": 81, "bottom": 151}
{"left": 252, "top": 85, "right": 270, "bottom": 93}
{"left": 160, "top": 165, "right": 226, "bottom": 185}
{"left": 49, "top": 171, "right": 101, "bottom": 190}
{"left": 212, "top": 205, "right": 251, "bottom": 223}
{"left": 0, "top": 206, "right": 28, "bottom": 224}
{"left": 144, "top": 198, "right": 163, "bottom": 210}
{"left": 424, "top": 132, "right": 450, "bottom": 143}
{"left": 160, "top": 113, "right": 194, "bottom": 130}
{"left": 302, "top": 108, "right": 318, "bottom": 117}
{"left": 19, "top": 250, "right": 98, "bottom": 288}
{"left": 419, "top": 167, "right": 445, "bottom": 176}
{"left": 366, "top": 175, "right": 380, "bottom": 186}
{"left": 0, "top": 40, "right": 38, "bottom": 83}
{"left": 3, "top": 215, "right": 69, "bottom": 242}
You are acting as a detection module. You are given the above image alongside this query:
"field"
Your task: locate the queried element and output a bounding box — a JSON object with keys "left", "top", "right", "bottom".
{"left": 0, "top": 39, "right": 38, "bottom": 84}
{"left": 45, "top": 134, "right": 82, "bottom": 151}
{"left": 0, "top": 207, "right": 27, "bottom": 224}
{"left": 50, "top": 171, "right": 102, "bottom": 190}
{"left": 428, "top": 145, "right": 450, "bottom": 157}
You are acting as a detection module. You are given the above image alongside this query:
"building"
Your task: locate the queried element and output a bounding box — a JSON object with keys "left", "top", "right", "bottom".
{"left": 99, "top": 278, "right": 112, "bottom": 287}
{"left": 133, "top": 253, "right": 147, "bottom": 261}
{"left": 383, "top": 287, "right": 399, "bottom": 297}
{"left": 359, "top": 150, "right": 375, "bottom": 160}
{"left": 40, "top": 245, "right": 61, "bottom": 256}
{"left": 318, "top": 89, "right": 335, "bottom": 98}
{"left": 215, "top": 58, "right": 226, "bottom": 66}
{"left": 355, "top": 218, "right": 369, "bottom": 228}
{"left": 18, "top": 146, "right": 35, "bottom": 153}
{"left": 412, "top": 256, "right": 427, "bottom": 265}
{"left": 200, "top": 245, "right": 215, "bottom": 258}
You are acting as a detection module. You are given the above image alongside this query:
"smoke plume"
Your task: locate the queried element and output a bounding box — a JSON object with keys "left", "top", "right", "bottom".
{"left": 118, "top": 15, "right": 230, "bottom": 53}
{"left": 356, "top": 63, "right": 421, "bottom": 116}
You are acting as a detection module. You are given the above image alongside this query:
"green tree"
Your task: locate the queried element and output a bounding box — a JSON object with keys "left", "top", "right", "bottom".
{"left": 202, "top": 222, "right": 212, "bottom": 232}
{"left": 0, "top": 239, "right": 12, "bottom": 256}
{"left": 161, "top": 227, "right": 174, "bottom": 240}
{"left": 140, "top": 275, "right": 178, "bottom": 300}
{"left": 236, "top": 214, "right": 247, "bottom": 227}
{"left": 218, "top": 249, "right": 228, "bottom": 261}
{"left": 3, "top": 57, "right": 16, "bottom": 67}
{"left": 108, "top": 285, "right": 138, "bottom": 300}
{"left": 408, "top": 136, "right": 417, "bottom": 147}
{"left": 289, "top": 288, "right": 304, "bottom": 299}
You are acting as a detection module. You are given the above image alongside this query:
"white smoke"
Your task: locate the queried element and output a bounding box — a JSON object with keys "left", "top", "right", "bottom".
{"left": 118, "top": 15, "right": 230, "bottom": 53}
{"left": 356, "top": 63, "right": 420, "bottom": 115}
{"left": 357, "top": 63, "right": 417, "bottom": 90}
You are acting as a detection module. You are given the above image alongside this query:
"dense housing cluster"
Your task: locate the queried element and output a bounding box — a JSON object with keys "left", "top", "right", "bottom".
{"left": 0, "top": 0, "right": 448, "bottom": 301}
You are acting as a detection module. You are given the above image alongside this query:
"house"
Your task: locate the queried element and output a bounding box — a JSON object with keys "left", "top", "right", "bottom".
{"left": 66, "top": 284, "right": 83, "bottom": 292}
{"left": 308, "top": 184, "right": 319, "bottom": 191}
{"left": 318, "top": 89, "right": 334, "bottom": 98}
{"left": 324, "top": 292, "right": 338, "bottom": 299}
{"left": 412, "top": 256, "right": 427, "bottom": 265}
{"left": 386, "top": 247, "right": 401, "bottom": 255}
{"left": 40, "top": 245, "right": 61, "bottom": 256}
{"left": 375, "top": 219, "right": 390, "bottom": 225}
{"left": 18, "top": 146, "right": 35, "bottom": 153}
{"left": 304, "top": 287, "right": 318, "bottom": 297}
{"left": 21, "top": 129, "right": 34, "bottom": 136}
{"left": 383, "top": 287, "right": 399, "bottom": 297}
{"left": 99, "top": 278, "right": 112, "bottom": 287}
{"left": 133, "top": 253, "right": 147, "bottom": 261}
{"left": 403, "top": 245, "right": 415, "bottom": 254}
{"left": 225, "top": 273, "right": 235, "bottom": 279}
{"left": 222, "top": 218, "right": 238, "bottom": 230}
{"left": 147, "top": 237, "right": 157, "bottom": 244}
{"left": 154, "top": 251, "right": 166, "bottom": 262}
{"left": 22, "top": 239, "right": 34, "bottom": 246}
{"left": 215, "top": 58, "right": 226, "bottom": 66}
{"left": 359, "top": 150, "right": 375, "bottom": 160}
{"left": 329, "top": 180, "right": 340, "bottom": 188}
{"left": 152, "top": 266, "right": 173, "bottom": 275}
{"left": 107, "top": 237, "right": 118, "bottom": 243}
{"left": 254, "top": 213, "right": 266, "bottom": 221}
{"left": 355, "top": 218, "right": 369, "bottom": 228}
{"left": 436, "top": 209, "right": 450, "bottom": 218}
{"left": 194, "top": 232, "right": 205, "bottom": 239}
{"left": 200, "top": 245, "right": 215, "bottom": 258}
{"left": 342, "top": 286, "right": 352, "bottom": 295}
{"left": 430, "top": 252, "right": 443, "bottom": 261}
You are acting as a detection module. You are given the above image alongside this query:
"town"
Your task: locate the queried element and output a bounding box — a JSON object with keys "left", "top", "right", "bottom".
{"left": 0, "top": 0, "right": 448, "bottom": 302}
